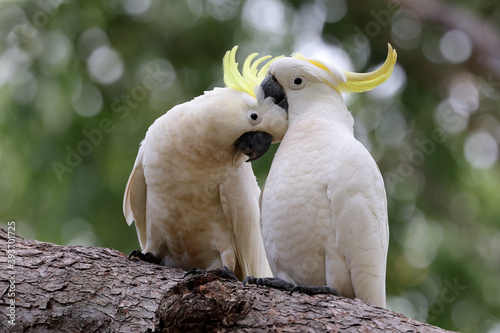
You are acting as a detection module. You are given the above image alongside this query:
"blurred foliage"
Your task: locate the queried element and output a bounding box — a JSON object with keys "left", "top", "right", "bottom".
{"left": 1, "top": 0, "right": 499, "bottom": 332}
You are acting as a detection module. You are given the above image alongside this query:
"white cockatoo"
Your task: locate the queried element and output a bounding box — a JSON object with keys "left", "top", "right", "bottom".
{"left": 245, "top": 45, "right": 396, "bottom": 307}
{"left": 123, "top": 46, "right": 287, "bottom": 280}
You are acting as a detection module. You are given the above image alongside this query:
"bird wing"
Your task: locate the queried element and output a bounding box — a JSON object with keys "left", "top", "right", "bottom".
{"left": 327, "top": 140, "right": 389, "bottom": 307}
{"left": 123, "top": 141, "right": 148, "bottom": 249}
{"left": 219, "top": 162, "right": 272, "bottom": 278}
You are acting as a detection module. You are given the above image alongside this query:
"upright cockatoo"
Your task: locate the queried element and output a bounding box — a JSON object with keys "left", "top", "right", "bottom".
{"left": 246, "top": 45, "right": 396, "bottom": 307}
{"left": 123, "top": 46, "right": 287, "bottom": 280}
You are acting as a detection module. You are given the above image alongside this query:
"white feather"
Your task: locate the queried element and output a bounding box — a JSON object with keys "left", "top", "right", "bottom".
{"left": 261, "top": 57, "right": 389, "bottom": 307}
{"left": 123, "top": 87, "right": 286, "bottom": 279}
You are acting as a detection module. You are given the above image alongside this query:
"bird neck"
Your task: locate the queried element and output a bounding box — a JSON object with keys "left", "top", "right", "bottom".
{"left": 288, "top": 92, "right": 354, "bottom": 132}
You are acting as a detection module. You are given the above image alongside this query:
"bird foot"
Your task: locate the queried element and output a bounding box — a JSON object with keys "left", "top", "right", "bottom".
{"left": 128, "top": 249, "right": 162, "bottom": 265}
{"left": 243, "top": 276, "right": 295, "bottom": 292}
{"left": 184, "top": 266, "right": 238, "bottom": 281}
{"left": 183, "top": 268, "right": 205, "bottom": 278}
{"left": 244, "top": 276, "right": 340, "bottom": 297}
{"left": 290, "top": 284, "right": 340, "bottom": 297}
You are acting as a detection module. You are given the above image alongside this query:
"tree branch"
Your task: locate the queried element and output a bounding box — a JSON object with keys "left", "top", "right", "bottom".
{"left": 0, "top": 229, "right": 454, "bottom": 332}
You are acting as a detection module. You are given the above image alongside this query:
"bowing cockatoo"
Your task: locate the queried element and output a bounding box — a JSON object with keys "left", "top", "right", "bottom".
{"left": 246, "top": 45, "right": 396, "bottom": 307}
{"left": 123, "top": 46, "right": 287, "bottom": 280}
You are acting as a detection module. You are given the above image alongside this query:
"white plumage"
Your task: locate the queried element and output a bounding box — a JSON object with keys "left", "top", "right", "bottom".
{"left": 259, "top": 47, "right": 396, "bottom": 307}
{"left": 123, "top": 48, "right": 287, "bottom": 280}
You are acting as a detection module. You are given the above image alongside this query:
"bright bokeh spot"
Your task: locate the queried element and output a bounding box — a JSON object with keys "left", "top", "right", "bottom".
{"left": 440, "top": 30, "right": 472, "bottom": 64}
{"left": 294, "top": 37, "right": 354, "bottom": 72}
{"left": 449, "top": 77, "right": 479, "bottom": 115}
{"left": 39, "top": 30, "right": 72, "bottom": 72}
{"left": 0, "top": 49, "right": 31, "bottom": 87}
{"left": 404, "top": 216, "right": 443, "bottom": 269}
{"left": 207, "top": 0, "right": 241, "bottom": 21}
{"left": 433, "top": 99, "right": 469, "bottom": 134}
{"left": 61, "top": 217, "right": 99, "bottom": 246}
{"left": 78, "top": 28, "right": 109, "bottom": 60}
{"left": 464, "top": 131, "right": 498, "bottom": 169}
{"left": 451, "top": 300, "right": 482, "bottom": 332}
{"left": 391, "top": 9, "right": 422, "bottom": 49}
{"left": 293, "top": 2, "right": 327, "bottom": 38}
{"left": 72, "top": 82, "right": 103, "bottom": 117}
{"left": 87, "top": 46, "right": 124, "bottom": 85}
{"left": 123, "top": 0, "right": 152, "bottom": 16}
{"left": 324, "top": 0, "right": 347, "bottom": 23}
{"left": 9, "top": 70, "right": 37, "bottom": 104}
{"left": 387, "top": 295, "right": 417, "bottom": 318}
{"left": 368, "top": 63, "right": 406, "bottom": 99}
{"left": 242, "top": 0, "right": 286, "bottom": 35}
{"left": 487, "top": 322, "right": 500, "bottom": 333}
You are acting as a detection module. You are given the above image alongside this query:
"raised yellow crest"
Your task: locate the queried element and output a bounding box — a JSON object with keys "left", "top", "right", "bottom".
{"left": 293, "top": 44, "right": 397, "bottom": 93}
{"left": 223, "top": 46, "right": 282, "bottom": 98}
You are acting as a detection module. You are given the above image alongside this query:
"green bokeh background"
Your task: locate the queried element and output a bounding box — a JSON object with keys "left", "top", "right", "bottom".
{"left": 1, "top": 1, "right": 499, "bottom": 332}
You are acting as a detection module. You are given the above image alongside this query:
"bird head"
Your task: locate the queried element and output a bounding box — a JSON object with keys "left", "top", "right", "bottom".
{"left": 260, "top": 44, "right": 397, "bottom": 116}
{"left": 222, "top": 46, "right": 288, "bottom": 162}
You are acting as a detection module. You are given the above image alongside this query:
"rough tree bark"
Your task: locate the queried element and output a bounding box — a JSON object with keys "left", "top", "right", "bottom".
{"left": 0, "top": 229, "right": 454, "bottom": 332}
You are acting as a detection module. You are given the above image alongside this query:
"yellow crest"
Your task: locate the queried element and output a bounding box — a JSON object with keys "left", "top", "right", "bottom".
{"left": 223, "top": 46, "right": 282, "bottom": 98}
{"left": 293, "top": 44, "right": 397, "bottom": 93}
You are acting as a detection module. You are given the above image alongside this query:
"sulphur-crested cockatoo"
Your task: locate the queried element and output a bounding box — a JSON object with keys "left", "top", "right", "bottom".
{"left": 245, "top": 45, "right": 396, "bottom": 307}
{"left": 123, "top": 46, "right": 287, "bottom": 280}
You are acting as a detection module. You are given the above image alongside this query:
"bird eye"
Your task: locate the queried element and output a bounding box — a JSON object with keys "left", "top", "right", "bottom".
{"left": 289, "top": 76, "right": 306, "bottom": 89}
{"left": 247, "top": 110, "right": 262, "bottom": 124}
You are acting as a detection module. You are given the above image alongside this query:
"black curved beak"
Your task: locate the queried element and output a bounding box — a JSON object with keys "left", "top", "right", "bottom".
{"left": 261, "top": 74, "right": 288, "bottom": 112}
{"left": 234, "top": 131, "right": 273, "bottom": 162}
